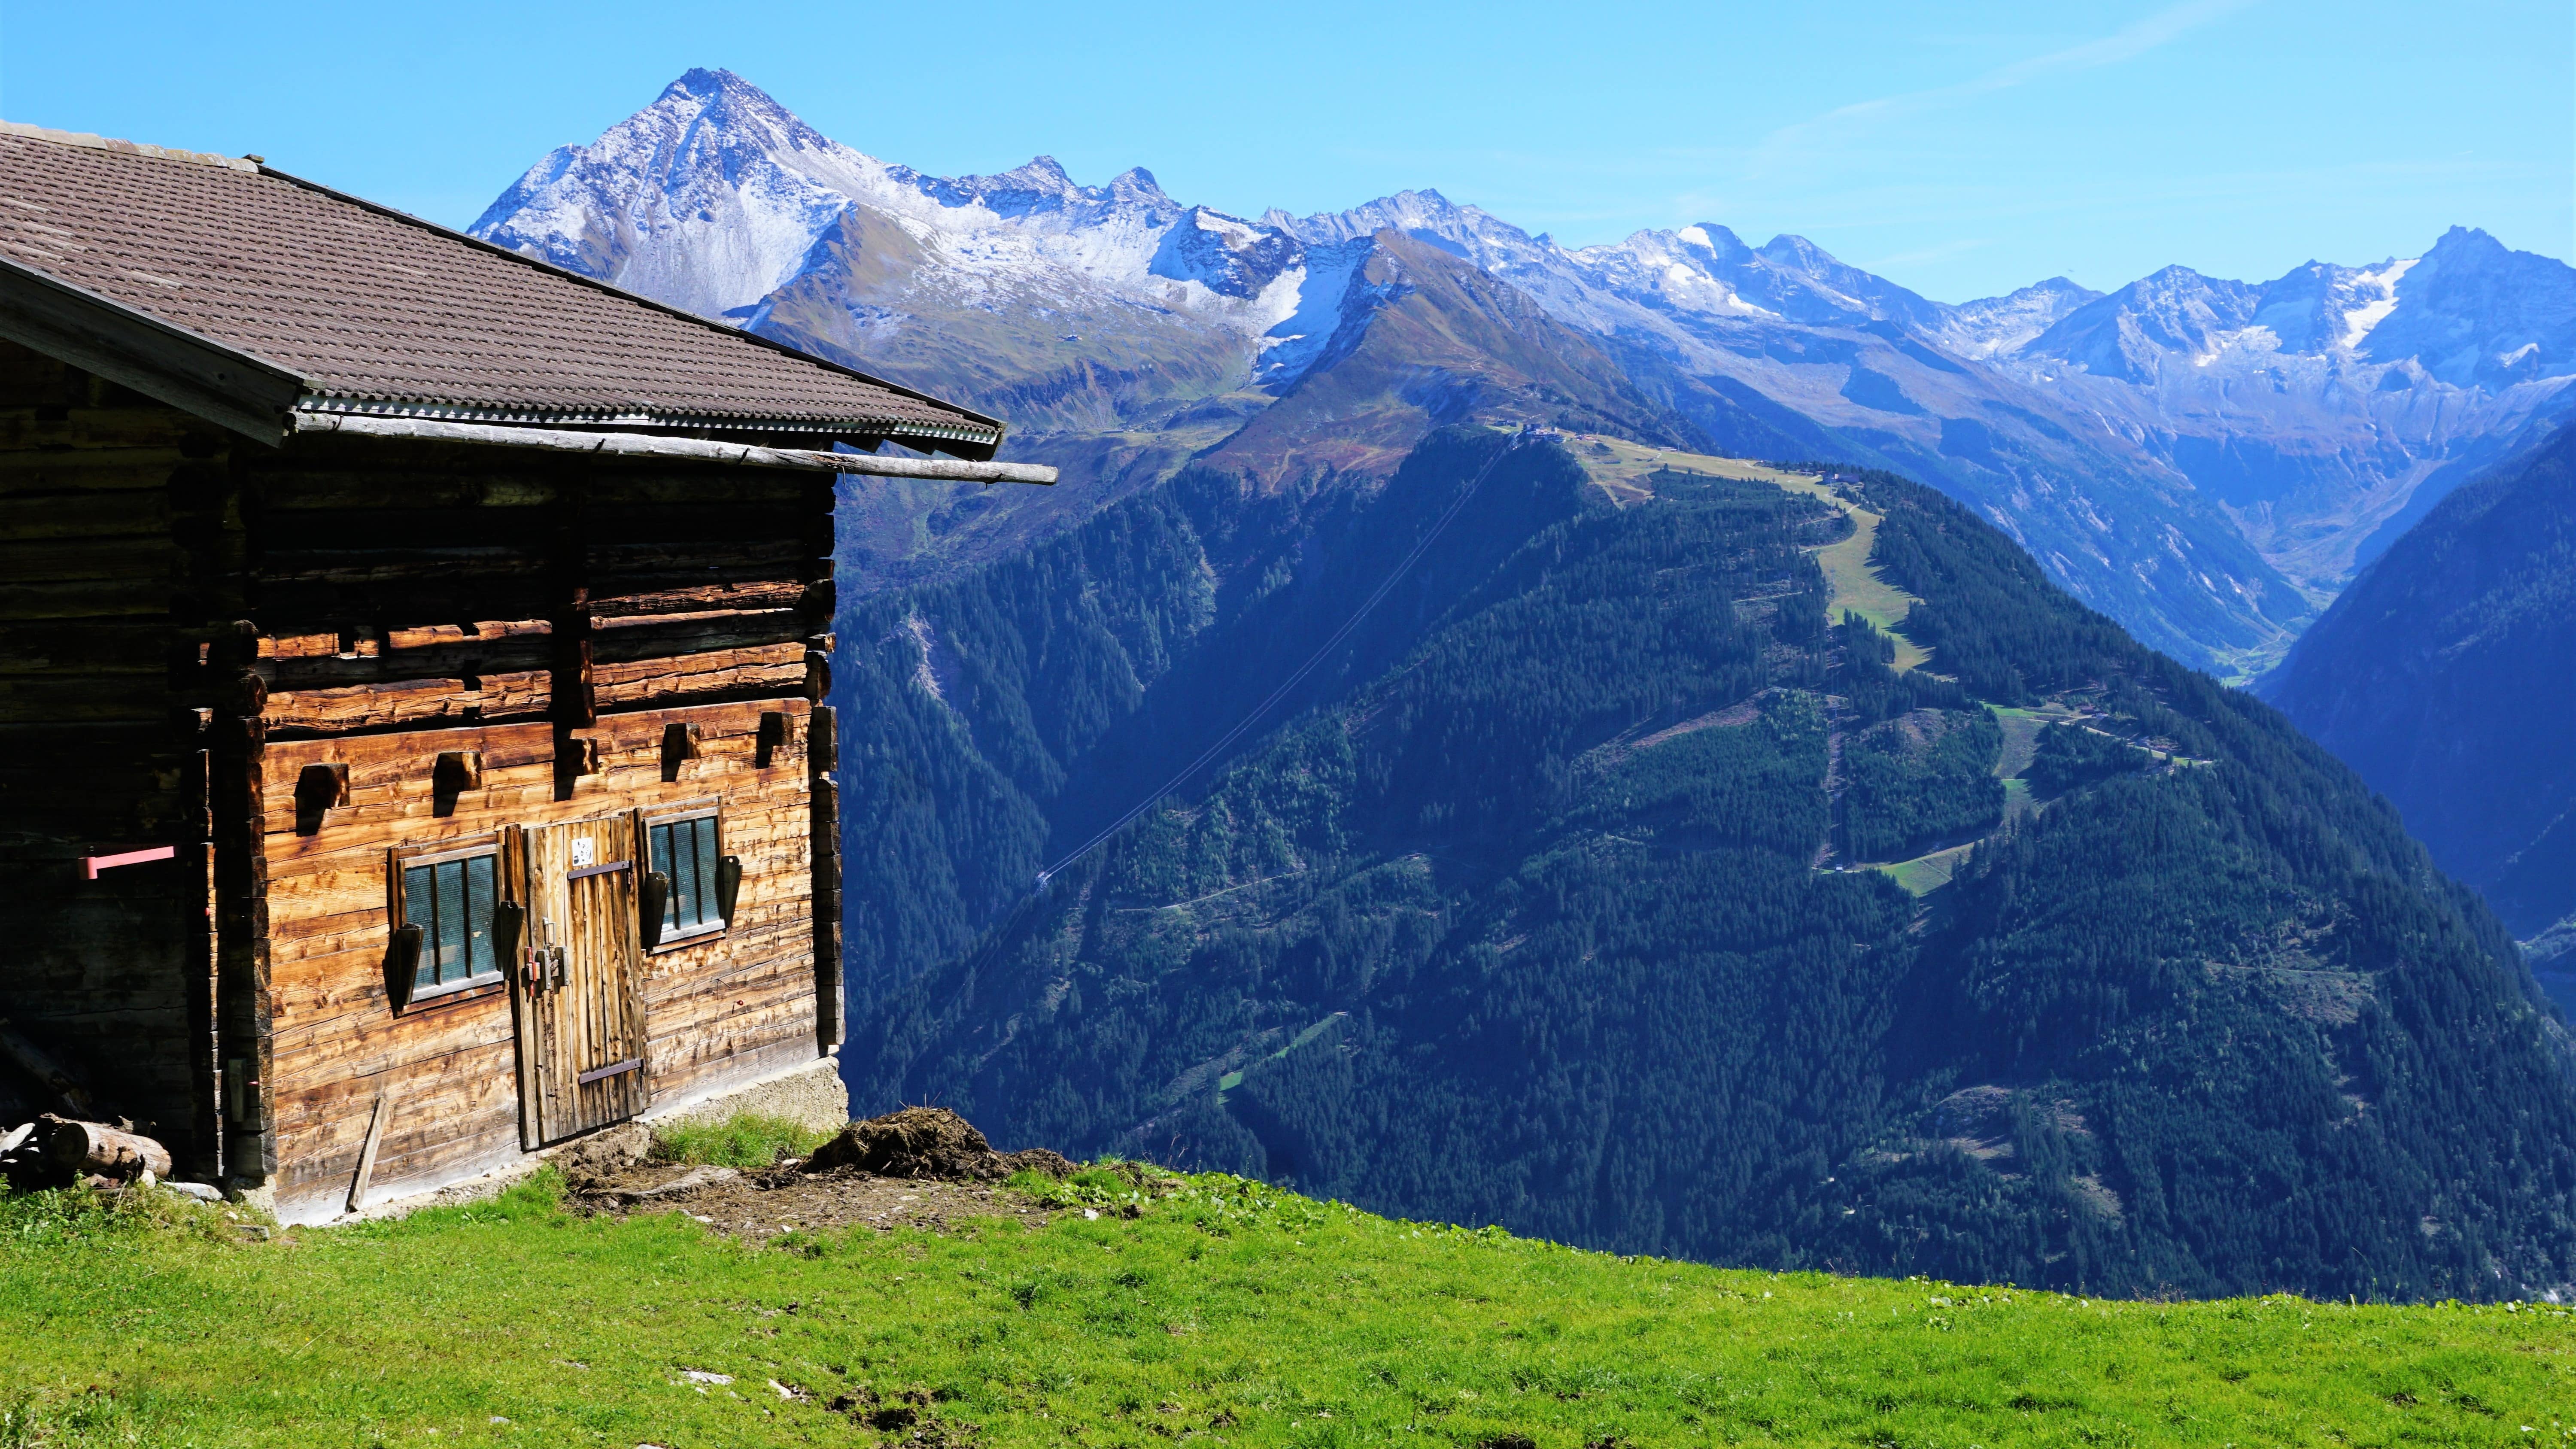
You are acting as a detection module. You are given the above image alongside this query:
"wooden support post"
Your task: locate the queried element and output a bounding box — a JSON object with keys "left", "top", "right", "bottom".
{"left": 183, "top": 739, "right": 220, "bottom": 1181}
{"left": 802, "top": 474, "right": 844, "bottom": 1055}
{"left": 172, "top": 447, "right": 244, "bottom": 1184}
{"left": 211, "top": 705, "right": 274, "bottom": 1185}
{"left": 550, "top": 465, "right": 594, "bottom": 800}
{"left": 346, "top": 1086, "right": 396, "bottom": 1214}
{"left": 810, "top": 704, "right": 843, "bottom": 1052}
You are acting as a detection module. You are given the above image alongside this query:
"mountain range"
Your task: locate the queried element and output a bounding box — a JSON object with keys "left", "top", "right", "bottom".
{"left": 455, "top": 70, "right": 2576, "bottom": 1300}
{"left": 472, "top": 68, "right": 2576, "bottom": 677}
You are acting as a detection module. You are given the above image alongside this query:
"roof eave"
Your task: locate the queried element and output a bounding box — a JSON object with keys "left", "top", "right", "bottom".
{"left": 291, "top": 412, "right": 1054, "bottom": 485}
{"left": 290, "top": 394, "right": 1004, "bottom": 457}
{"left": 0, "top": 255, "right": 305, "bottom": 442}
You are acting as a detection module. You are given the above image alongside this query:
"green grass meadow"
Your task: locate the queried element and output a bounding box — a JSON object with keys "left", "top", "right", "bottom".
{"left": 3, "top": 1165, "right": 2573, "bottom": 1448}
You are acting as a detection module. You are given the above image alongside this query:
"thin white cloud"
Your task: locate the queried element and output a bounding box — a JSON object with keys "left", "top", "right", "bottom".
{"left": 1759, "top": 0, "right": 2257, "bottom": 163}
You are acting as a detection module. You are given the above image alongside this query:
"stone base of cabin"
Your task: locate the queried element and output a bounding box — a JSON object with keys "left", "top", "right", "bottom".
{"left": 641, "top": 1047, "right": 850, "bottom": 1136}
{"left": 257, "top": 1053, "right": 851, "bottom": 1227}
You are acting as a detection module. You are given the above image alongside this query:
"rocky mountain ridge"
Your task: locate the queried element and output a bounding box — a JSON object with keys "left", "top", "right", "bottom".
{"left": 471, "top": 68, "right": 2576, "bottom": 674}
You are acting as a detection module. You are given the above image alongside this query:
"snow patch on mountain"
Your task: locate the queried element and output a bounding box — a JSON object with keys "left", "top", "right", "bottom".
{"left": 2339, "top": 258, "right": 2417, "bottom": 352}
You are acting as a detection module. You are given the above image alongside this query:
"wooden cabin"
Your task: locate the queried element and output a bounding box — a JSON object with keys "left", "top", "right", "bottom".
{"left": 0, "top": 123, "right": 1047, "bottom": 1222}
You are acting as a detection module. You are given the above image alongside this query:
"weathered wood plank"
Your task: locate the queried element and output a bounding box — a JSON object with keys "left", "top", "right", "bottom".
{"left": 263, "top": 671, "right": 549, "bottom": 734}
{"left": 345, "top": 1088, "right": 395, "bottom": 1212}
{"left": 244, "top": 473, "right": 558, "bottom": 511}
{"left": 589, "top": 581, "right": 810, "bottom": 619}
{"left": 0, "top": 535, "right": 179, "bottom": 583}
{"left": 266, "top": 816, "right": 806, "bottom": 941}
{"left": 254, "top": 547, "right": 547, "bottom": 586}
{"left": 0, "top": 675, "right": 170, "bottom": 722}
{"left": 592, "top": 645, "right": 805, "bottom": 708}
{"left": 267, "top": 638, "right": 554, "bottom": 693}
{"left": 0, "top": 490, "right": 176, "bottom": 539}
{"left": 587, "top": 540, "right": 807, "bottom": 577}
{"left": 589, "top": 611, "right": 807, "bottom": 664}
{"left": 0, "top": 578, "right": 170, "bottom": 620}
{"left": 255, "top": 580, "right": 559, "bottom": 628}
{"left": 0, "top": 622, "right": 179, "bottom": 676}
{"left": 383, "top": 620, "right": 552, "bottom": 651}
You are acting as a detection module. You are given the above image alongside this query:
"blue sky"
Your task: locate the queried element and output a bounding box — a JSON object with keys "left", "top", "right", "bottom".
{"left": 4, "top": 1, "right": 2566, "bottom": 303}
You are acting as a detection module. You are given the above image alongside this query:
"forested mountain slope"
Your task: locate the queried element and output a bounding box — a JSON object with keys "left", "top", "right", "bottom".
{"left": 2265, "top": 424, "right": 2576, "bottom": 1000}
{"left": 836, "top": 426, "right": 2576, "bottom": 1302}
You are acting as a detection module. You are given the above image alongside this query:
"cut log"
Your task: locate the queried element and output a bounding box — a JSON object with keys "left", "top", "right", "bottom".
{"left": 40, "top": 1116, "right": 171, "bottom": 1179}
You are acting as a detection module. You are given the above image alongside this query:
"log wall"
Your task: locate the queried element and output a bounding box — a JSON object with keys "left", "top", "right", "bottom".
{"left": 0, "top": 336, "right": 847, "bottom": 1207}
{"left": 0, "top": 342, "right": 226, "bottom": 1174}
{"left": 260, "top": 701, "right": 817, "bottom": 1220}
{"left": 238, "top": 430, "right": 839, "bottom": 1220}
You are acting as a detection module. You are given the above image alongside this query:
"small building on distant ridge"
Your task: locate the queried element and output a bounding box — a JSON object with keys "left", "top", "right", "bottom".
{"left": 0, "top": 122, "right": 1047, "bottom": 1221}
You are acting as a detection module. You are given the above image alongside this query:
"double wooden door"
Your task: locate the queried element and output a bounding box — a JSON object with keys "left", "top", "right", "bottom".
{"left": 513, "top": 815, "right": 650, "bottom": 1147}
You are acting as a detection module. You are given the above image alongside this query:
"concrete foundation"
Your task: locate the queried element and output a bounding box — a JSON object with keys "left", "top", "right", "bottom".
{"left": 643, "top": 1050, "right": 849, "bottom": 1134}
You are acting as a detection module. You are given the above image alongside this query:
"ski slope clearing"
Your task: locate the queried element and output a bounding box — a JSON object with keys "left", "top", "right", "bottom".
{"left": 1566, "top": 435, "right": 1931, "bottom": 670}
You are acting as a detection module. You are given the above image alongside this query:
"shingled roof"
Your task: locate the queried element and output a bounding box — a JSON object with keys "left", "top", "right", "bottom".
{"left": 0, "top": 123, "right": 1004, "bottom": 456}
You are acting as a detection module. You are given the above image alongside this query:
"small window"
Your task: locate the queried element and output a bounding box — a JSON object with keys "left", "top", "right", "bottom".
{"left": 400, "top": 851, "right": 501, "bottom": 992}
{"left": 648, "top": 813, "right": 724, "bottom": 940}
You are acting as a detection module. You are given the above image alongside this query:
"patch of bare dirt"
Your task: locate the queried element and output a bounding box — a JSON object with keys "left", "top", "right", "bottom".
{"left": 562, "top": 1107, "right": 1101, "bottom": 1240}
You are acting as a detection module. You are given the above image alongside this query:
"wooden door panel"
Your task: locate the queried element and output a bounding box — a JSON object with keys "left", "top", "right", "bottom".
{"left": 516, "top": 815, "right": 650, "bottom": 1144}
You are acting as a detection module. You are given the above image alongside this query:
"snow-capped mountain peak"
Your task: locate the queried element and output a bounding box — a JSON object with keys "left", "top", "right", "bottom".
{"left": 472, "top": 67, "right": 901, "bottom": 317}
{"left": 469, "top": 68, "right": 2576, "bottom": 675}
{"left": 1931, "top": 277, "right": 2102, "bottom": 359}
{"left": 473, "top": 69, "right": 1324, "bottom": 362}
{"left": 2357, "top": 227, "right": 2576, "bottom": 386}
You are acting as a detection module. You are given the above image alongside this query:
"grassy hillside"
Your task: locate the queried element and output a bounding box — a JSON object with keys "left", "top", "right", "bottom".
{"left": 6, "top": 1172, "right": 2573, "bottom": 1448}
{"left": 843, "top": 427, "right": 2576, "bottom": 1303}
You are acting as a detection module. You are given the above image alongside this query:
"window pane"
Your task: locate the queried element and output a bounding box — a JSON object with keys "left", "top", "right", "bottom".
{"left": 693, "top": 817, "right": 721, "bottom": 927}
{"left": 398, "top": 854, "right": 501, "bottom": 992}
{"left": 672, "top": 818, "right": 702, "bottom": 929}
{"left": 403, "top": 864, "right": 438, "bottom": 991}
{"left": 434, "top": 859, "right": 467, "bottom": 983}
{"left": 646, "top": 817, "right": 725, "bottom": 937}
{"left": 464, "top": 854, "right": 497, "bottom": 978}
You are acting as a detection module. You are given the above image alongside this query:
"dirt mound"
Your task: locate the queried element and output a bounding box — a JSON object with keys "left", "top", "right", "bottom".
{"left": 803, "top": 1107, "right": 1072, "bottom": 1182}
